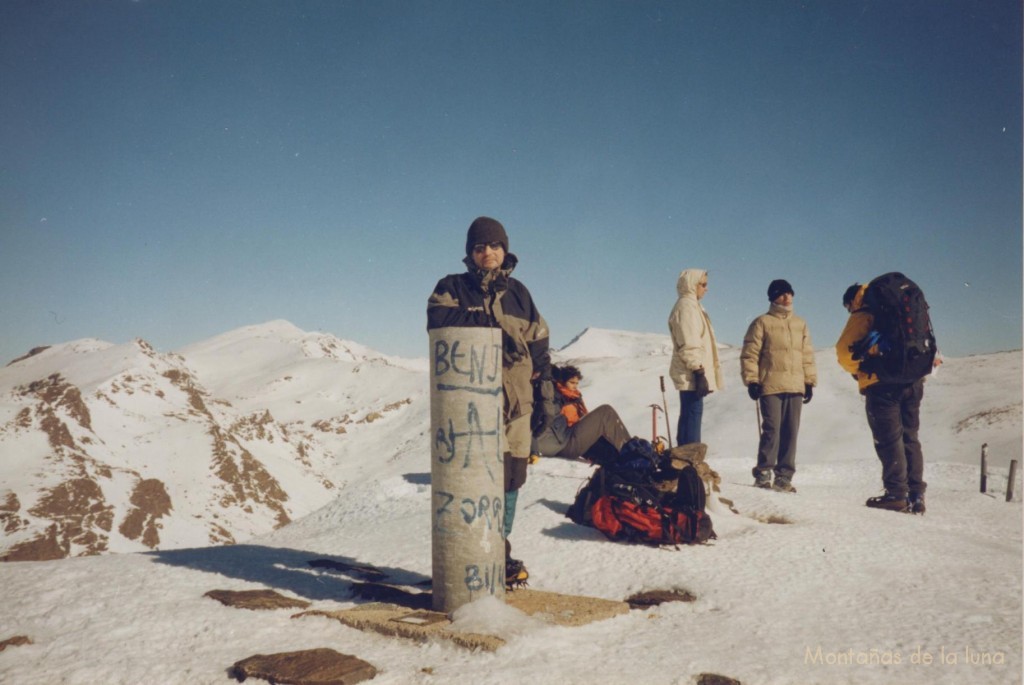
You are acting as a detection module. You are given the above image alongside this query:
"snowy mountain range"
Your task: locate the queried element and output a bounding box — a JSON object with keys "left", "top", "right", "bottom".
{"left": 1, "top": 321, "right": 1020, "bottom": 564}
{"left": 0, "top": 322, "right": 1020, "bottom": 684}
{"left": 0, "top": 321, "right": 426, "bottom": 561}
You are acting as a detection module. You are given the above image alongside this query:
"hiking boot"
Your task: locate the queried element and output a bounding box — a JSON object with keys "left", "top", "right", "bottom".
{"left": 908, "top": 492, "right": 926, "bottom": 515}
{"left": 505, "top": 557, "right": 529, "bottom": 589}
{"left": 505, "top": 539, "right": 529, "bottom": 589}
{"left": 753, "top": 474, "right": 772, "bottom": 489}
{"left": 772, "top": 479, "right": 797, "bottom": 494}
{"left": 865, "top": 492, "right": 909, "bottom": 512}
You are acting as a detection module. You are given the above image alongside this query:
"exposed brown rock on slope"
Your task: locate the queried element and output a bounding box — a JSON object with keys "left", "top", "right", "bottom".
{"left": 210, "top": 425, "right": 291, "bottom": 529}
{"left": 6, "top": 346, "right": 51, "bottom": 366}
{"left": 3, "top": 478, "right": 114, "bottom": 561}
{"left": 163, "top": 367, "right": 293, "bottom": 530}
{"left": 118, "top": 478, "right": 173, "bottom": 548}
{"left": 0, "top": 491, "right": 28, "bottom": 535}
{"left": 20, "top": 374, "right": 92, "bottom": 432}
{"left": 3, "top": 374, "right": 115, "bottom": 561}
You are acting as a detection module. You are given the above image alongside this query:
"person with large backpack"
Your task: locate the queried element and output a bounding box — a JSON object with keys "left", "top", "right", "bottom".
{"left": 835, "top": 273, "right": 938, "bottom": 514}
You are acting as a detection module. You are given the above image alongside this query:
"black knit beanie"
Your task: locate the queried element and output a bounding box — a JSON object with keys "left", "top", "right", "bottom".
{"left": 767, "top": 279, "right": 794, "bottom": 302}
{"left": 843, "top": 283, "right": 862, "bottom": 307}
{"left": 465, "top": 217, "right": 509, "bottom": 256}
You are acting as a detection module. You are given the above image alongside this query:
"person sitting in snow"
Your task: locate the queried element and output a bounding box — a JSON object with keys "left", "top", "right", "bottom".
{"left": 531, "top": 364, "right": 631, "bottom": 464}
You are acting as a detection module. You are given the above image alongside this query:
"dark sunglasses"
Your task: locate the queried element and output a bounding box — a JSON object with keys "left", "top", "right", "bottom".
{"left": 472, "top": 242, "right": 504, "bottom": 253}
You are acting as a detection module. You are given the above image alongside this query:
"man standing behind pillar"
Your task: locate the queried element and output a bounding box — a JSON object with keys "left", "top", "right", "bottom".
{"left": 427, "top": 216, "right": 550, "bottom": 587}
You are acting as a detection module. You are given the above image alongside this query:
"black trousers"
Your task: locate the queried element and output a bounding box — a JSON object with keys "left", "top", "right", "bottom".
{"left": 864, "top": 379, "right": 927, "bottom": 498}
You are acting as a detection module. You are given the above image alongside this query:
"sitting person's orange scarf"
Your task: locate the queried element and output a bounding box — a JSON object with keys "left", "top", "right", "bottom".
{"left": 556, "top": 381, "right": 588, "bottom": 428}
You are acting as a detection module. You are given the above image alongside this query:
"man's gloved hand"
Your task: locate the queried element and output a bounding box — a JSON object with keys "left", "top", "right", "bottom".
{"left": 693, "top": 368, "right": 710, "bottom": 397}
{"left": 803, "top": 384, "right": 813, "bottom": 404}
{"left": 747, "top": 383, "right": 762, "bottom": 401}
{"left": 502, "top": 335, "right": 526, "bottom": 364}
{"left": 858, "top": 356, "right": 880, "bottom": 377}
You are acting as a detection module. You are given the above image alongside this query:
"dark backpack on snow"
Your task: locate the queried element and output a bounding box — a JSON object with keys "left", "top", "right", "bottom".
{"left": 566, "top": 438, "right": 715, "bottom": 546}
{"left": 853, "top": 272, "right": 937, "bottom": 384}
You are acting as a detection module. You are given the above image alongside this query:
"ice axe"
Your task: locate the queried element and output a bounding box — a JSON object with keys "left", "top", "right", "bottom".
{"left": 659, "top": 376, "right": 673, "bottom": 448}
{"left": 648, "top": 404, "right": 662, "bottom": 443}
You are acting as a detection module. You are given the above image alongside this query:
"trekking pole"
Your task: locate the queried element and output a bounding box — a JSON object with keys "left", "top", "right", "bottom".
{"left": 659, "top": 376, "right": 673, "bottom": 448}
{"left": 1008, "top": 460, "right": 1018, "bottom": 503}
{"left": 755, "top": 400, "right": 762, "bottom": 440}
{"left": 981, "top": 443, "right": 988, "bottom": 493}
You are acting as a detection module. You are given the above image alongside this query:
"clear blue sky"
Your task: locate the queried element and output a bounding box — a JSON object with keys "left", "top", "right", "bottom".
{"left": 2, "top": 1, "right": 1020, "bottom": 363}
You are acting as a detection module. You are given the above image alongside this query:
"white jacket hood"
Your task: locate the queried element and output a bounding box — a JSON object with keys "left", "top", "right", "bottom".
{"left": 676, "top": 269, "right": 707, "bottom": 299}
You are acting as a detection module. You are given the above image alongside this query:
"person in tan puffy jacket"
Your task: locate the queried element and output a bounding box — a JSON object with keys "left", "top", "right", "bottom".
{"left": 668, "top": 269, "right": 723, "bottom": 446}
{"left": 740, "top": 279, "right": 817, "bottom": 492}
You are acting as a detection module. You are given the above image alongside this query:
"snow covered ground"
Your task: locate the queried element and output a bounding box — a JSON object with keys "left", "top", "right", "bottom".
{"left": 1, "top": 326, "right": 1020, "bottom": 685}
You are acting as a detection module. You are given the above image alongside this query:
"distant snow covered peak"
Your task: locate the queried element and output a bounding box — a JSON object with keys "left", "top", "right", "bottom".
{"left": 0, "top": 338, "right": 176, "bottom": 396}
{"left": 180, "top": 320, "right": 388, "bottom": 364}
{"left": 178, "top": 320, "right": 305, "bottom": 354}
{"left": 5, "top": 338, "right": 113, "bottom": 368}
{"left": 557, "top": 327, "right": 675, "bottom": 360}
{"left": 299, "top": 332, "right": 379, "bottom": 363}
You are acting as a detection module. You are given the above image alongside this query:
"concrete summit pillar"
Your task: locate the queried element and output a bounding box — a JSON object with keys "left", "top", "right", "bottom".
{"left": 430, "top": 326, "right": 506, "bottom": 613}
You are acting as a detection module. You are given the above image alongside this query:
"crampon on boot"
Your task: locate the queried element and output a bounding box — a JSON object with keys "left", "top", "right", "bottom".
{"left": 505, "top": 557, "right": 529, "bottom": 590}
{"left": 504, "top": 539, "right": 529, "bottom": 589}
{"left": 865, "top": 492, "right": 910, "bottom": 512}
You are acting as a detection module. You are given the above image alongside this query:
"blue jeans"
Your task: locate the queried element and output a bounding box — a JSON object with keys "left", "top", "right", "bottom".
{"left": 677, "top": 391, "right": 704, "bottom": 446}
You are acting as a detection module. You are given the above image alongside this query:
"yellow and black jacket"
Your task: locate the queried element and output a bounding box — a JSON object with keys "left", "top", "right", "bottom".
{"left": 835, "top": 284, "right": 880, "bottom": 394}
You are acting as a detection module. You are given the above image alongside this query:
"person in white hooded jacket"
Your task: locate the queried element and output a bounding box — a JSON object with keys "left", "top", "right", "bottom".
{"left": 668, "top": 269, "right": 723, "bottom": 446}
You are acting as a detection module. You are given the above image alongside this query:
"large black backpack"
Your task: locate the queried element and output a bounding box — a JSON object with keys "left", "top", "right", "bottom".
{"left": 856, "top": 272, "right": 937, "bottom": 384}
{"left": 566, "top": 438, "right": 715, "bottom": 545}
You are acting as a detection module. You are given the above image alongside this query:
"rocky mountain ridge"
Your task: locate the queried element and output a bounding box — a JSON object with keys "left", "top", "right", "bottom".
{"left": 0, "top": 324, "right": 422, "bottom": 562}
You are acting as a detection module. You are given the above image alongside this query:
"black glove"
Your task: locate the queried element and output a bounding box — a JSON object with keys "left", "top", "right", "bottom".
{"left": 803, "top": 384, "right": 813, "bottom": 404}
{"left": 747, "top": 383, "right": 762, "bottom": 401}
{"left": 502, "top": 334, "right": 526, "bottom": 364}
{"left": 858, "top": 356, "right": 881, "bottom": 377}
{"left": 693, "top": 368, "right": 710, "bottom": 397}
